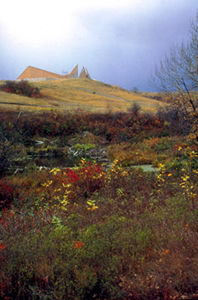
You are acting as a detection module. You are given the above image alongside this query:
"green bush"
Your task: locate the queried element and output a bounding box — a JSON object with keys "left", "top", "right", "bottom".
{"left": 2, "top": 214, "right": 150, "bottom": 299}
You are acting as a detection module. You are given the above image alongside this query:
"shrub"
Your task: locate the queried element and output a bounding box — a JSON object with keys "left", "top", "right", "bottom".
{"left": 1, "top": 108, "right": 198, "bottom": 299}
{"left": 0, "top": 80, "right": 41, "bottom": 98}
{"left": 107, "top": 142, "right": 157, "bottom": 165}
{"left": 39, "top": 160, "right": 106, "bottom": 211}
{"left": 157, "top": 106, "right": 191, "bottom": 135}
{"left": 128, "top": 102, "right": 141, "bottom": 116}
{"left": 0, "top": 212, "right": 154, "bottom": 299}
{"left": 68, "top": 143, "right": 96, "bottom": 161}
{"left": 1, "top": 155, "right": 198, "bottom": 299}
{"left": 0, "top": 178, "right": 18, "bottom": 210}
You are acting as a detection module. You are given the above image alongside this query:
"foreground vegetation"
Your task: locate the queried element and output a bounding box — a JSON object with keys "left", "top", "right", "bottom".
{"left": 0, "top": 108, "right": 198, "bottom": 299}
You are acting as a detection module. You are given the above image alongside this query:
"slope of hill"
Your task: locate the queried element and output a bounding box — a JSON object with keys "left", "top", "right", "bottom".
{"left": 0, "top": 78, "right": 166, "bottom": 113}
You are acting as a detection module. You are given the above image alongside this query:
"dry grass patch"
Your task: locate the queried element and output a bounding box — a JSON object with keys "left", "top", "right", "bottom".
{"left": 0, "top": 78, "right": 166, "bottom": 113}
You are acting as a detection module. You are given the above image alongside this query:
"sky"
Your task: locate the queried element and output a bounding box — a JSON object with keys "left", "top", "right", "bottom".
{"left": 0, "top": 0, "right": 197, "bottom": 91}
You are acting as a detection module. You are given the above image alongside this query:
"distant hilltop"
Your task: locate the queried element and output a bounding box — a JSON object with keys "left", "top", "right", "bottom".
{"left": 17, "top": 65, "right": 91, "bottom": 81}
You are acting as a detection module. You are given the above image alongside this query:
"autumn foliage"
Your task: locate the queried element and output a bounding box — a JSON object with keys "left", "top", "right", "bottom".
{"left": 0, "top": 109, "right": 165, "bottom": 141}
{"left": 0, "top": 80, "right": 42, "bottom": 98}
{"left": 0, "top": 109, "right": 198, "bottom": 299}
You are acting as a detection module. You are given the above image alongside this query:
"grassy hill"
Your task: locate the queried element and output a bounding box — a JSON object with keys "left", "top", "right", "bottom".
{"left": 0, "top": 78, "right": 166, "bottom": 113}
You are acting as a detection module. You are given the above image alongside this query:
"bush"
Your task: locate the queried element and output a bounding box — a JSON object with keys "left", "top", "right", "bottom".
{"left": 0, "top": 80, "right": 41, "bottom": 98}
{"left": 0, "top": 212, "right": 154, "bottom": 299}
{"left": 0, "top": 178, "right": 18, "bottom": 210}
{"left": 157, "top": 106, "right": 191, "bottom": 135}
{"left": 39, "top": 160, "right": 106, "bottom": 211}
{"left": 1, "top": 156, "right": 198, "bottom": 299}
{"left": 1, "top": 108, "right": 198, "bottom": 299}
{"left": 128, "top": 102, "right": 141, "bottom": 116}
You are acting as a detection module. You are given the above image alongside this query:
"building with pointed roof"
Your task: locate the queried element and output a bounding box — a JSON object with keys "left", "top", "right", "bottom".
{"left": 17, "top": 64, "right": 91, "bottom": 81}
{"left": 79, "top": 67, "right": 91, "bottom": 79}
{"left": 68, "top": 64, "right": 78, "bottom": 78}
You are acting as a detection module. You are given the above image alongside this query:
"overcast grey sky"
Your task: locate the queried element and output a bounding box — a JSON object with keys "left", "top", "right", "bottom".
{"left": 0, "top": 0, "right": 197, "bottom": 91}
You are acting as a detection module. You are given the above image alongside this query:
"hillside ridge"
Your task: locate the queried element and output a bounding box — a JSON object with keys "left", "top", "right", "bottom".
{"left": 0, "top": 78, "right": 166, "bottom": 113}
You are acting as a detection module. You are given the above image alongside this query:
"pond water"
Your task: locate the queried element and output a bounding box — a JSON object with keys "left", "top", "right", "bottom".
{"left": 132, "top": 164, "right": 159, "bottom": 172}
{"left": 10, "top": 148, "right": 159, "bottom": 175}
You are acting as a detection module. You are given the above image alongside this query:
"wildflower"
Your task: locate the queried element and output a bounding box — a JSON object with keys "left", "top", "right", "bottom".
{"left": 62, "top": 183, "right": 71, "bottom": 188}
{"left": 158, "top": 163, "right": 165, "bottom": 169}
{"left": 74, "top": 241, "right": 83, "bottom": 249}
{"left": 0, "top": 282, "right": 7, "bottom": 290}
{"left": 0, "top": 243, "right": 6, "bottom": 250}
{"left": 162, "top": 249, "right": 169, "bottom": 255}
{"left": 87, "top": 199, "right": 98, "bottom": 211}
{"left": 87, "top": 206, "right": 98, "bottom": 211}
{"left": 80, "top": 158, "right": 86, "bottom": 165}
{"left": 50, "top": 168, "right": 61, "bottom": 175}
{"left": 41, "top": 180, "right": 52, "bottom": 187}
{"left": 42, "top": 276, "right": 49, "bottom": 283}
{"left": 121, "top": 170, "right": 128, "bottom": 177}
{"left": 9, "top": 210, "right": 15, "bottom": 216}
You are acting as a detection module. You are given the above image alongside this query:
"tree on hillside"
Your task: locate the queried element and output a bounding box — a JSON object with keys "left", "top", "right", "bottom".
{"left": 154, "top": 13, "right": 198, "bottom": 142}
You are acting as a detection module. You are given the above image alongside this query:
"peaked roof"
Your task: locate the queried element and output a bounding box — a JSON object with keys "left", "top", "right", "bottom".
{"left": 17, "top": 66, "right": 63, "bottom": 80}
{"left": 17, "top": 65, "right": 79, "bottom": 80}
{"left": 68, "top": 64, "right": 78, "bottom": 78}
{"left": 79, "top": 67, "right": 91, "bottom": 79}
